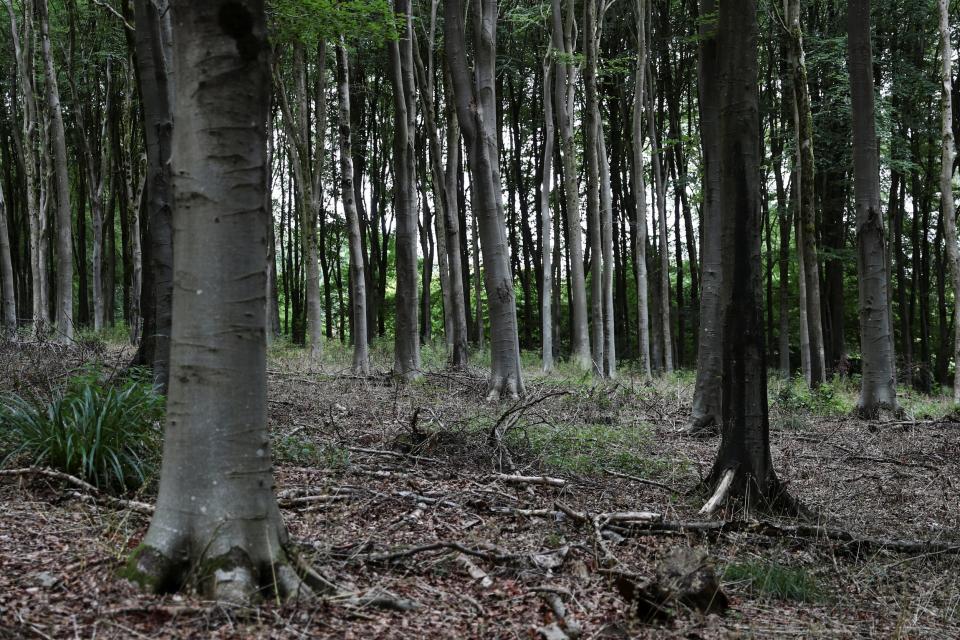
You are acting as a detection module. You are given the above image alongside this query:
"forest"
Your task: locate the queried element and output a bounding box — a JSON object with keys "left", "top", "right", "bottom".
{"left": 0, "top": 0, "right": 959, "bottom": 637}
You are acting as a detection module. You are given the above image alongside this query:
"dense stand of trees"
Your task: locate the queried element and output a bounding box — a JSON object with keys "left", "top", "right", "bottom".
{"left": 0, "top": 0, "right": 957, "bottom": 604}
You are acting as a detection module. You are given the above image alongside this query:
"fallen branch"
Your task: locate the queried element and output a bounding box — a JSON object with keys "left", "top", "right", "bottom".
{"left": 360, "top": 541, "right": 522, "bottom": 564}
{"left": 612, "top": 519, "right": 960, "bottom": 555}
{"left": 0, "top": 467, "right": 154, "bottom": 514}
{"left": 494, "top": 474, "right": 568, "bottom": 488}
{"left": 699, "top": 469, "right": 734, "bottom": 516}
{"left": 603, "top": 468, "right": 679, "bottom": 494}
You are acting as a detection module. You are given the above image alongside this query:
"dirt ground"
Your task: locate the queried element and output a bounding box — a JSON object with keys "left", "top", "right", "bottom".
{"left": 1, "top": 339, "right": 959, "bottom": 639}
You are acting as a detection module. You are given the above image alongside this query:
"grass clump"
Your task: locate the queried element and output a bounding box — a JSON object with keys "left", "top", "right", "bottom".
{"left": 0, "top": 367, "right": 164, "bottom": 493}
{"left": 723, "top": 559, "right": 823, "bottom": 603}
{"left": 273, "top": 435, "right": 350, "bottom": 469}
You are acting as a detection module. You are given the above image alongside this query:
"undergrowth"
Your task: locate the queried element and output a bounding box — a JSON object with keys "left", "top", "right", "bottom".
{"left": 0, "top": 366, "right": 164, "bottom": 493}
{"left": 723, "top": 559, "right": 824, "bottom": 603}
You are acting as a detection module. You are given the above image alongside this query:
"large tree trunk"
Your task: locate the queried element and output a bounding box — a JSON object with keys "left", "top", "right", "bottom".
{"left": 38, "top": 0, "right": 73, "bottom": 341}
{"left": 702, "top": 0, "right": 793, "bottom": 513}
{"left": 389, "top": 0, "right": 421, "bottom": 379}
{"left": 632, "top": 0, "right": 651, "bottom": 377}
{"left": 541, "top": 46, "right": 555, "bottom": 372}
{"left": 688, "top": 0, "right": 722, "bottom": 433}
{"left": 446, "top": 0, "right": 524, "bottom": 400}
{"left": 552, "top": 0, "right": 591, "bottom": 371}
{"left": 848, "top": 0, "right": 898, "bottom": 416}
{"left": 785, "top": 0, "right": 825, "bottom": 387}
{"left": 132, "top": 0, "right": 174, "bottom": 392}
{"left": 127, "top": 0, "right": 300, "bottom": 603}
{"left": 937, "top": 0, "right": 960, "bottom": 404}
{"left": 336, "top": 43, "right": 370, "bottom": 376}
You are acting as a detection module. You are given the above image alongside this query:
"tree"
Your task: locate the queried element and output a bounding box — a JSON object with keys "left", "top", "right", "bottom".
{"left": 445, "top": 0, "right": 525, "bottom": 399}
{"left": 584, "top": 0, "right": 604, "bottom": 376}
{"left": 0, "top": 185, "right": 14, "bottom": 334}
{"left": 127, "top": 0, "right": 300, "bottom": 602}
{"left": 37, "top": 0, "right": 73, "bottom": 341}
{"left": 688, "top": 0, "right": 722, "bottom": 434}
{"left": 443, "top": 69, "right": 469, "bottom": 367}
{"left": 632, "top": 0, "right": 651, "bottom": 377}
{"left": 848, "top": 0, "right": 897, "bottom": 416}
{"left": 131, "top": 0, "right": 174, "bottom": 392}
{"left": 336, "top": 42, "right": 371, "bottom": 375}
{"left": 389, "top": 0, "right": 421, "bottom": 379}
{"left": 551, "top": 0, "right": 591, "bottom": 371}
{"left": 937, "top": 0, "right": 959, "bottom": 405}
{"left": 541, "top": 38, "right": 555, "bottom": 372}
{"left": 700, "top": 0, "right": 793, "bottom": 514}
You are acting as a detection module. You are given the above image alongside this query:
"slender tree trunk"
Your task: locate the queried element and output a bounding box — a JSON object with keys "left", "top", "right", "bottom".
{"left": 584, "top": 0, "right": 604, "bottom": 376}
{"left": 0, "top": 186, "right": 14, "bottom": 334}
{"left": 600, "top": 121, "right": 616, "bottom": 378}
{"left": 336, "top": 43, "right": 370, "bottom": 375}
{"left": 796, "top": 192, "right": 811, "bottom": 384}
{"left": 689, "top": 0, "right": 722, "bottom": 433}
{"left": 443, "top": 69, "right": 468, "bottom": 367}
{"left": 937, "top": 0, "right": 960, "bottom": 404}
{"left": 541, "top": 45, "right": 555, "bottom": 372}
{"left": 848, "top": 0, "right": 897, "bottom": 416}
{"left": 552, "top": 0, "right": 590, "bottom": 370}
{"left": 389, "top": 0, "right": 421, "bottom": 379}
{"left": 648, "top": 70, "right": 674, "bottom": 373}
{"left": 127, "top": 0, "right": 300, "bottom": 603}
{"left": 446, "top": 0, "right": 524, "bottom": 399}
{"left": 632, "top": 0, "right": 651, "bottom": 377}
{"left": 38, "top": 0, "right": 73, "bottom": 341}
{"left": 785, "top": 0, "right": 825, "bottom": 386}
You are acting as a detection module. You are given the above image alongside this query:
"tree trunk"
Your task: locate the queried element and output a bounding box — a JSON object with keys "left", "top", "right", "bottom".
{"left": 937, "top": 0, "right": 960, "bottom": 404}
{"left": 584, "top": 0, "right": 604, "bottom": 376}
{"left": 688, "top": 0, "right": 722, "bottom": 433}
{"left": 703, "top": 0, "right": 793, "bottom": 512}
{"left": 336, "top": 43, "right": 370, "bottom": 375}
{"left": 389, "top": 0, "right": 421, "bottom": 379}
{"left": 552, "top": 0, "right": 591, "bottom": 371}
{"left": 632, "top": 0, "right": 651, "bottom": 377}
{"left": 443, "top": 69, "right": 469, "bottom": 367}
{"left": 848, "top": 0, "right": 897, "bottom": 416}
{"left": 131, "top": 0, "right": 173, "bottom": 392}
{"left": 785, "top": 0, "right": 825, "bottom": 386}
{"left": 446, "top": 0, "right": 524, "bottom": 399}
{"left": 0, "top": 186, "right": 14, "bottom": 334}
{"left": 38, "top": 0, "right": 73, "bottom": 341}
{"left": 648, "top": 69, "right": 674, "bottom": 373}
{"left": 127, "top": 0, "right": 300, "bottom": 603}
{"left": 600, "top": 120, "right": 616, "bottom": 379}
{"left": 541, "top": 45, "right": 555, "bottom": 372}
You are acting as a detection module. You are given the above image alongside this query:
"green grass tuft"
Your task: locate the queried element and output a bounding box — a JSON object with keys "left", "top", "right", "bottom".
{"left": 0, "top": 367, "right": 164, "bottom": 493}
{"left": 723, "top": 560, "right": 823, "bottom": 603}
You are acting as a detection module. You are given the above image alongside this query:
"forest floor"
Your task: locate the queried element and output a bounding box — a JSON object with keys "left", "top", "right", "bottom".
{"left": 1, "top": 338, "right": 959, "bottom": 639}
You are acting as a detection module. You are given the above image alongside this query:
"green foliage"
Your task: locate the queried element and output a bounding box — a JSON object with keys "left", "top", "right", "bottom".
{"left": 723, "top": 560, "right": 823, "bottom": 603}
{"left": 772, "top": 375, "right": 853, "bottom": 417}
{"left": 268, "top": 0, "right": 397, "bottom": 46}
{"left": 274, "top": 435, "right": 350, "bottom": 469}
{"left": 0, "top": 367, "right": 164, "bottom": 493}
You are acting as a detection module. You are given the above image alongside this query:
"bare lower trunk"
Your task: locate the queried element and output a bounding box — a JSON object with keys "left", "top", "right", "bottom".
{"left": 0, "top": 187, "right": 15, "bottom": 334}
{"left": 937, "top": 0, "right": 960, "bottom": 405}
{"left": 443, "top": 70, "right": 468, "bottom": 368}
{"left": 849, "top": 0, "right": 897, "bottom": 416}
{"left": 552, "top": 0, "right": 590, "bottom": 370}
{"left": 336, "top": 43, "right": 370, "bottom": 376}
{"left": 648, "top": 71, "right": 673, "bottom": 373}
{"left": 796, "top": 198, "right": 811, "bottom": 385}
{"left": 632, "top": 0, "right": 651, "bottom": 377}
{"left": 446, "top": 0, "right": 524, "bottom": 399}
{"left": 127, "top": 0, "right": 298, "bottom": 603}
{"left": 390, "top": 0, "right": 421, "bottom": 379}
{"left": 584, "top": 0, "right": 603, "bottom": 376}
{"left": 689, "top": 0, "right": 722, "bottom": 433}
{"left": 599, "top": 129, "right": 616, "bottom": 378}
{"left": 38, "top": 0, "right": 73, "bottom": 341}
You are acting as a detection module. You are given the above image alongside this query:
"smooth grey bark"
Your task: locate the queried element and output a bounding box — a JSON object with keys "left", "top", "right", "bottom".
{"left": 937, "top": 0, "right": 960, "bottom": 405}
{"left": 599, "top": 126, "right": 616, "bottom": 378}
{"left": 128, "top": 0, "right": 300, "bottom": 603}
{"left": 551, "top": 0, "right": 590, "bottom": 371}
{"left": 123, "top": 61, "right": 144, "bottom": 346}
{"left": 443, "top": 69, "right": 469, "bottom": 367}
{"left": 584, "top": 0, "right": 603, "bottom": 376}
{"left": 632, "top": 0, "right": 651, "bottom": 377}
{"left": 37, "top": 0, "right": 73, "bottom": 341}
{"left": 688, "top": 0, "right": 722, "bottom": 433}
{"left": 848, "top": 0, "right": 897, "bottom": 416}
{"left": 336, "top": 42, "right": 370, "bottom": 376}
{"left": 5, "top": 0, "right": 47, "bottom": 333}
{"left": 541, "top": 45, "right": 555, "bottom": 372}
{"left": 704, "top": 0, "right": 792, "bottom": 511}
{"left": 785, "top": 0, "right": 825, "bottom": 386}
{"left": 445, "top": 0, "right": 524, "bottom": 399}
{"left": 795, "top": 192, "right": 811, "bottom": 384}
{"left": 0, "top": 186, "right": 15, "bottom": 334}
{"left": 389, "top": 0, "right": 421, "bottom": 379}
{"left": 647, "top": 69, "right": 673, "bottom": 373}
{"left": 276, "top": 43, "right": 325, "bottom": 359}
